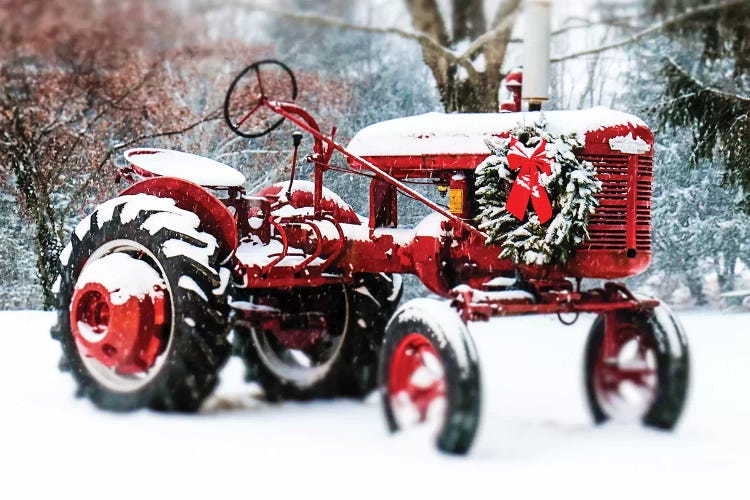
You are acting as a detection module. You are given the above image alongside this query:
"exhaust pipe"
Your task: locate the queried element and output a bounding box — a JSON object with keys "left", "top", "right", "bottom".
{"left": 522, "top": 0, "right": 551, "bottom": 111}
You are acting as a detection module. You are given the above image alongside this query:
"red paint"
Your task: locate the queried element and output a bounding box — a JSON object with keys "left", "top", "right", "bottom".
{"left": 255, "top": 183, "right": 360, "bottom": 225}
{"left": 388, "top": 333, "right": 447, "bottom": 423}
{"left": 505, "top": 138, "right": 553, "bottom": 224}
{"left": 121, "top": 177, "right": 238, "bottom": 260}
{"left": 449, "top": 282, "right": 660, "bottom": 323}
{"left": 70, "top": 281, "right": 167, "bottom": 374}
{"left": 257, "top": 311, "right": 327, "bottom": 350}
{"left": 369, "top": 179, "right": 398, "bottom": 228}
{"left": 351, "top": 153, "right": 490, "bottom": 172}
{"left": 113, "top": 89, "right": 657, "bottom": 326}
{"left": 268, "top": 103, "right": 485, "bottom": 241}
{"left": 501, "top": 69, "right": 523, "bottom": 112}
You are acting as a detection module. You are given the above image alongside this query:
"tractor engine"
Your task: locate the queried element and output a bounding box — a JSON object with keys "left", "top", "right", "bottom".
{"left": 346, "top": 107, "right": 654, "bottom": 280}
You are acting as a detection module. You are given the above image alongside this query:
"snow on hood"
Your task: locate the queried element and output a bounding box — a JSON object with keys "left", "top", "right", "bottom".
{"left": 347, "top": 107, "right": 648, "bottom": 157}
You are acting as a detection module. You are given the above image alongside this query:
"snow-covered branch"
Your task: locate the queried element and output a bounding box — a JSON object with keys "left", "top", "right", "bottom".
{"left": 200, "top": 0, "right": 524, "bottom": 75}
{"left": 552, "top": 0, "right": 749, "bottom": 63}
{"left": 204, "top": 0, "right": 465, "bottom": 67}
{"left": 665, "top": 56, "right": 750, "bottom": 104}
{"left": 457, "top": 10, "right": 516, "bottom": 61}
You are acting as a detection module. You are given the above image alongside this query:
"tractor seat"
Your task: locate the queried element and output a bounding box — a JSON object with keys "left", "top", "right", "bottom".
{"left": 124, "top": 148, "right": 246, "bottom": 188}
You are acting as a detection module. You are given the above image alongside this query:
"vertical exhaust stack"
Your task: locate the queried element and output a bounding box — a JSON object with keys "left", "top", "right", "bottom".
{"left": 522, "top": 0, "right": 552, "bottom": 111}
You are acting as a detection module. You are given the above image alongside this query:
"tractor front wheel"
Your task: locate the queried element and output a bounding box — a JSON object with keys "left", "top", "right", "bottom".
{"left": 584, "top": 301, "right": 690, "bottom": 429}
{"left": 379, "top": 298, "right": 481, "bottom": 455}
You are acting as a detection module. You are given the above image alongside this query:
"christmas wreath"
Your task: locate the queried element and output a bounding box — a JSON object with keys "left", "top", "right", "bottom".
{"left": 475, "top": 117, "right": 601, "bottom": 266}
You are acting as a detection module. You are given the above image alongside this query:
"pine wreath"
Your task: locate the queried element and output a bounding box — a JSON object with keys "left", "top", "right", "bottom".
{"left": 475, "top": 117, "right": 602, "bottom": 266}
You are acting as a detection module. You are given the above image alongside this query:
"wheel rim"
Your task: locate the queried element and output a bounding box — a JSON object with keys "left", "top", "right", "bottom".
{"left": 70, "top": 240, "right": 173, "bottom": 393}
{"left": 388, "top": 333, "right": 447, "bottom": 430}
{"left": 593, "top": 322, "right": 658, "bottom": 421}
{"left": 251, "top": 286, "right": 348, "bottom": 388}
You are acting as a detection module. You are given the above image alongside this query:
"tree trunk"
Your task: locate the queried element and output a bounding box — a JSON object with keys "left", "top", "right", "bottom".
{"left": 405, "top": 0, "right": 520, "bottom": 113}
{"left": 685, "top": 272, "right": 706, "bottom": 306}
{"left": 9, "top": 111, "right": 62, "bottom": 309}
{"left": 721, "top": 252, "right": 737, "bottom": 292}
{"left": 440, "top": 73, "right": 501, "bottom": 113}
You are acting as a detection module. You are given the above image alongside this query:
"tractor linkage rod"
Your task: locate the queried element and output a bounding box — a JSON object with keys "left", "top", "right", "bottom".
{"left": 264, "top": 99, "right": 487, "bottom": 241}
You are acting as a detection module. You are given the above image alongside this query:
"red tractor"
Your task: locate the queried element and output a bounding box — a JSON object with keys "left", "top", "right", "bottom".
{"left": 52, "top": 60, "right": 689, "bottom": 454}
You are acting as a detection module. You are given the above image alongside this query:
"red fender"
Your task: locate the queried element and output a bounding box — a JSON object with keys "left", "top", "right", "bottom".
{"left": 120, "top": 177, "right": 238, "bottom": 262}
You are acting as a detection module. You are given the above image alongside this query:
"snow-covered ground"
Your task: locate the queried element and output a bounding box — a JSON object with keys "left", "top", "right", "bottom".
{"left": 2, "top": 309, "right": 747, "bottom": 499}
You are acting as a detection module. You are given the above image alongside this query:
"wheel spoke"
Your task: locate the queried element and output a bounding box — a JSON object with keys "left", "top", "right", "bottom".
{"left": 593, "top": 318, "right": 659, "bottom": 420}
{"left": 236, "top": 101, "right": 263, "bottom": 128}
{"left": 254, "top": 66, "right": 265, "bottom": 98}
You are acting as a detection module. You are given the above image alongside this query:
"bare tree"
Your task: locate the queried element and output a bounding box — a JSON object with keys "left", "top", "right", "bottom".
{"left": 401, "top": 0, "right": 521, "bottom": 111}
{"left": 206, "top": 0, "right": 746, "bottom": 113}
{"left": 207, "top": 0, "right": 521, "bottom": 112}
{"left": 0, "top": 0, "right": 224, "bottom": 307}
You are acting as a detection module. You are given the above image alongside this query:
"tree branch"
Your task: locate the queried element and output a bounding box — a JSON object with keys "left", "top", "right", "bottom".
{"left": 203, "top": 0, "right": 463, "bottom": 67}
{"left": 666, "top": 56, "right": 750, "bottom": 104}
{"left": 491, "top": 0, "right": 522, "bottom": 30}
{"left": 55, "top": 65, "right": 158, "bottom": 169}
{"left": 458, "top": 3, "right": 519, "bottom": 61}
{"left": 452, "top": 0, "right": 486, "bottom": 42}
{"left": 552, "top": 0, "right": 748, "bottom": 63}
{"left": 405, "top": 0, "right": 450, "bottom": 45}
{"left": 549, "top": 16, "right": 645, "bottom": 38}
{"left": 56, "top": 108, "right": 222, "bottom": 238}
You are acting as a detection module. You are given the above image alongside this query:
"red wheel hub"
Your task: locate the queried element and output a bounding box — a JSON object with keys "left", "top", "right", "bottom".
{"left": 595, "top": 319, "right": 658, "bottom": 417}
{"left": 71, "top": 281, "right": 168, "bottom": 375}
{"left": 389, "top": 333, "right": 447, "bottom": 423}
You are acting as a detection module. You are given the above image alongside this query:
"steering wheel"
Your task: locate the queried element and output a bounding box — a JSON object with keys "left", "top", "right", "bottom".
{"left": 223, "top": 60, "right": 298, "bottom": 139}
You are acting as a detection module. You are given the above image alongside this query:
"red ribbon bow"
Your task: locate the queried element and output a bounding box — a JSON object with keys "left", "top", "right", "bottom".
{"left": 505, "top": 137, "right": 553, "bottom": 224}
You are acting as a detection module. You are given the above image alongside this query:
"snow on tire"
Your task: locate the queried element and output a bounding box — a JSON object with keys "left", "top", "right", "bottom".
{"left": 379, "top": 298, "right": 481, "bottom": 455}
{"left": 51, "top": 194, "right": 231, "bottom": 412}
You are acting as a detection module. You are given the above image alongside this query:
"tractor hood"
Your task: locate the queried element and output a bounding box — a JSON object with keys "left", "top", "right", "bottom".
{"left": 347, "top": 107, "right": 652, "bottom": 163}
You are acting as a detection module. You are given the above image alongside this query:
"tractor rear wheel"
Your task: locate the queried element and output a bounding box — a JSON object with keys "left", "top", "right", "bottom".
{"left": 379, "top": 298, "right": 481, "bottom": 455}
{"left": 236, "top": 273, "right": 402, "bottom": 400}
{"left": 584, "top": 302, "right": 690, "bottom": 429}
{"left": 51, "top": 194, "right": 231, "bottom": 412}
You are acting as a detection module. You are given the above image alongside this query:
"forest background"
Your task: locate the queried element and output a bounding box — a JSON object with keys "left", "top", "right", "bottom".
{"left": 1, "top": 0, "right": 748, "bottom": 310}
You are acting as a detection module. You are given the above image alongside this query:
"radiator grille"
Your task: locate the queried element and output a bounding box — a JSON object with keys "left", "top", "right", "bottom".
{"left": 576, "top": 152, "right": 652, "bottom": 252}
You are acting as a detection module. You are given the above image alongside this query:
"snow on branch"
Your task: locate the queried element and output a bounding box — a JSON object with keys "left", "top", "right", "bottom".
{"left": 207, "top": 0, "right": 465, "bottom": 68}
{"left": 552, "top": 0, "right": 748, "bottom": 63}
{"left": 457, "top": 11, "right": 516, "bottom": 61}
{"left": 202, "top": 0, "right": 524, "bottom": 75}
{"left": 665, "top": 56, "right": 750, "bottom": 104}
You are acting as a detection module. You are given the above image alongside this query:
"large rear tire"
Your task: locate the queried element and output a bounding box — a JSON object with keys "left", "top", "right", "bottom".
{"left": 584, "top": 301, "right": 689, "bottom": 429}
{"left": 51, "top": 194, "right": 231, "bottom": 412}
{"left": 379, "top": 298, "right": 481, "bottom": 455}
{"left": 236, "top": 273, "right": 402, "bottom": 400}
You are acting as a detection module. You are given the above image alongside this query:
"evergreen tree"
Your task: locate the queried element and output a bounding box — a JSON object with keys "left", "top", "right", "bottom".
{"left": 648, "top": 130, "right": 750, "bottom": 302}
{"left": 646, "top": 0, "right": 750, "bottom": 204}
